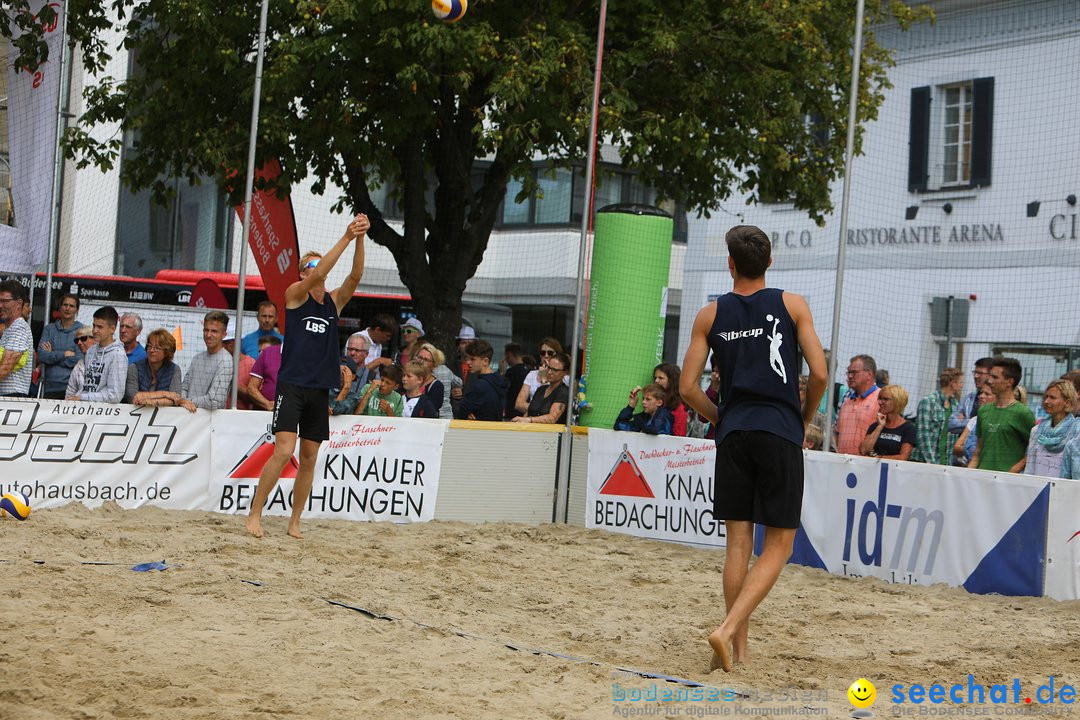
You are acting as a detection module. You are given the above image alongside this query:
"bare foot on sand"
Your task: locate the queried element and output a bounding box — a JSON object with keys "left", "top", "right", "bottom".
{"left": 708, "top": 629, "right": 733, "bottom": 673}
{"left": 246, "top": 514, "right": 264, "bottom": 539}
{"left": 286, "top": 522, "right": 303, "bottom": 540}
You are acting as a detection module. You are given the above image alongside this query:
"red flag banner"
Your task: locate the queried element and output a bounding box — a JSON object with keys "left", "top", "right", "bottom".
{"left": 189, "top": 277, "right": 229, "bottom": 309}
{"left": 232, "top": 158, "right": 299, "bottom": 327}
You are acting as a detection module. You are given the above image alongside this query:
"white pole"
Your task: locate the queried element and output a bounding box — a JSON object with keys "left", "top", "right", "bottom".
{"left": 40, "top": 0, "right": 71, "bottom": 397}
{"left": 231, "top": 0, "right": 270, "bottom": 409}
{"left": 823, "top": 0, "right": 866, "bottom": 452}
{"left": 556, "top": 0, "right": 607, "bottom": 523}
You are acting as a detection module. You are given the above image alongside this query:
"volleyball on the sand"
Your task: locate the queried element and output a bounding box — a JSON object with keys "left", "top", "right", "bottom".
{"left": 432, "top": 0, "right": 467, "bottom": 23}
{"left": 0, "top": 491, "right": 31, "bottom": 521}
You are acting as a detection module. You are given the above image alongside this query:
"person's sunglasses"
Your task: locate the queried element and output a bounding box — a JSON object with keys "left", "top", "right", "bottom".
{"left": 303, "top": 258, "right": 320, "bottom": 270}
{"left": 75, "top": 336, "right": 92, "bottom": 344}
{"left": 539, "top": 350, "right": 555, "bottom": 357}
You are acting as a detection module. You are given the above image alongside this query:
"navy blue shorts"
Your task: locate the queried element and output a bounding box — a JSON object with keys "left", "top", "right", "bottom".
{"left": 714, "top": 430, "right": 804, "bottom": 529}
{"left": 272, "top": 382, "right": 330, "bottom": 442}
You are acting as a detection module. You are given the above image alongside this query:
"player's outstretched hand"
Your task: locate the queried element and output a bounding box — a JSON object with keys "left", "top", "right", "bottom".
{"left": 349, "top": 213, "right": 370, "bottom": 238}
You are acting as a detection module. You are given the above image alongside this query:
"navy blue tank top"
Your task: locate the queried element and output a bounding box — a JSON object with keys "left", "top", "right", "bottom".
{"left": 279, "top": 292, "right": 340, "bottom": 389}
{"left": 706, "top": 288, "right": 803, "bottom": 446}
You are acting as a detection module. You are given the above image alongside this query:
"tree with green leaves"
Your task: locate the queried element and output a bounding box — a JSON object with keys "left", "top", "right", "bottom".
{"left": 6, "top": 0, "right": 929, "bottom": 351}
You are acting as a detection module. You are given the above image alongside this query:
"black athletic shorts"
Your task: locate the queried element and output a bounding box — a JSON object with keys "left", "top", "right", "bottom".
{"left": 272, "top": 382, "right": 331, "bottom": 442}
{"left": 714, "top": 430, "right": 804, "bottom": 529}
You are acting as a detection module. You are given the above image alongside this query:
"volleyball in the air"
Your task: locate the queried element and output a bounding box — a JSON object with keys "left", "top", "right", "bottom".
{"left": 0, "top": 491, "right": 31, "bottom": 521}
{"left": 432, "top": 0, "right": 467, "bottom": 23}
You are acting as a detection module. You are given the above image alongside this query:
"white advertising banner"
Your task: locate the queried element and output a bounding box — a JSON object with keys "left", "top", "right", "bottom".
{"left": 1044, "top": 478, "right": 1080, "bottom": 601}
{"left": 209, "top": 411, "right": 449, "bottom": 523}
{"left": 586, "top": 429, "right": 726, "bottom": 548}
{"left": 2, "top": 0, "right": 65, "bottom": 273}
{"left": 587, "top": 433, "right": 1056, "bottom": 597}
{"left": 0, "top": 399, "right": 210, "bottom": 510}
{"left": 799, "top": 454, "right": 1050, "bottom": 595}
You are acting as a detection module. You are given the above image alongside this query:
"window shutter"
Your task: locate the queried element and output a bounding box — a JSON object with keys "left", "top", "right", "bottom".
{"left": 970, "top": 77, "right": 994, "bottom": 187}
{"left": 908, "top": 86, "right": 931, "bottom": 192}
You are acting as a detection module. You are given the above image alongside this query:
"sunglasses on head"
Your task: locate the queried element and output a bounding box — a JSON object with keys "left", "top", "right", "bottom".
{"left": 303, "top": 258, "right": 320, "bottom": 270}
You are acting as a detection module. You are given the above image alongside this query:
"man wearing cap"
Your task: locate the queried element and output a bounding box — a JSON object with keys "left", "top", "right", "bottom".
{"left": 223, "top": 321, "right": 255, "bottom": 409}
{"left": 453, "top": 325, "right": 477, "bottom": 382}
{"left": 398, "top": 317, "right": 424, "bottom": 365}
{"left": 181, "top": 309, "right": 233, "bottom": 411}
{"left": 358, "top": 313, "right": 398, "bottom": 380}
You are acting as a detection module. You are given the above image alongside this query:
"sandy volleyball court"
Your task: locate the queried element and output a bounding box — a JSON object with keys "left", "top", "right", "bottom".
{"left": 1, "top": 504, "right": 1076, "bottom": 719}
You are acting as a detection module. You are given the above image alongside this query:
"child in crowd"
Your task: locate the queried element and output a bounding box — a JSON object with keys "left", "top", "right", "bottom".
{"left": 357, "top": 363, "right": 404, "bottom": 417}
{"left": 401, "top": 361, "right": 439, "bottom": 418}
{"left": 803, "top": 423, "right": 824, "bottom": 451}
{"left": 614, "top": 383, "right": 674, "bottom": 435}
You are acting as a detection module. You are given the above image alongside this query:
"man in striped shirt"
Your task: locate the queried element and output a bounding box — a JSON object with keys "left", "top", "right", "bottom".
{"left": 0, "top": 280, "right": 33, "bottom": 397}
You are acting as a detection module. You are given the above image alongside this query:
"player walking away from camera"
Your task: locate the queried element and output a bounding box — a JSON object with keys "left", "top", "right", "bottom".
{"left": 680, "top": 225, "right": 827, "bottom": 673}
{"left": 246, "top": 214, "right": 370, "bottom": 539}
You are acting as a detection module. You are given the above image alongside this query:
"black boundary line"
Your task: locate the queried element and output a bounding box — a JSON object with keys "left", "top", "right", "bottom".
{"left": 14, "top": 559, "right": 732, "bottom": 692}
{"left": 310, "top": 590, "right": 718, "bottom": 689}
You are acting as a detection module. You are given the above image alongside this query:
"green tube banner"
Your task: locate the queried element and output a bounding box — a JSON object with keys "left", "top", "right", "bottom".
{"left": 581, "top": 204, "right": 673, "bottom": 429}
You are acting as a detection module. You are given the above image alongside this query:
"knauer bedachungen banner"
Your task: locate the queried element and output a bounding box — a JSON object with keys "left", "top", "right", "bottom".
{"left": 210, "top": 411, "right": 449, "bottom": 523}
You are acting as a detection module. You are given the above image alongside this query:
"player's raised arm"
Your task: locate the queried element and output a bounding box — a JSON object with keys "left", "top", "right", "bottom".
{"left": 285, "top": 214, "right": 366, "bottom": 308}
{"left": 331, "top": 214, "right": 369, "bottom": 314}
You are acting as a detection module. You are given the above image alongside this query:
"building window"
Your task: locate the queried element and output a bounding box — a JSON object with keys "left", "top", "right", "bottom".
{"left": 115, "top": 45, "right": 233, "bottom": 278}
{"left": 371, "top": 160, "right": 687, "bottom": 242}
{"left": 941, "top": 83, "right": 972, "bottom": 186}
{"left": 909, "top": 77, "right": 993, "bottom": 192}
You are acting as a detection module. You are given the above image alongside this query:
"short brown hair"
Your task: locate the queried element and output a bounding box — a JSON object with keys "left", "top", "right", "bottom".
{"left": 465, "top": 339, "right": 493, "bottom": 361}
{"left": 725, "top": 225, "right": 771, "bottom": 279}
{"left": 204, "top": 310, "right": 229, "bottom": 331}
{"left": 938, "top": 368, "right": 963, "bottom": 388}
{"left": 146, "top": 328, "right": 177, "bottom": 363}
{"left": 642, "top": 383, "right": 666, "bottom": 402}
{"left": 992, "top": 357, "right": 1022, "bottom": 389}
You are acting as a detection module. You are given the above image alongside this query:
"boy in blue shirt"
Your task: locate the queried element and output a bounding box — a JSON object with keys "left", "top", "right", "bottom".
{"left": 614, "top": 383, "right": 674, "bottom": 435}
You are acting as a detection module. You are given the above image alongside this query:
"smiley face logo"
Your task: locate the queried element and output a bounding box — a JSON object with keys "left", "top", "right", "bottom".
{"left": 848, "top": 678, "right": 877, "bottom": 709}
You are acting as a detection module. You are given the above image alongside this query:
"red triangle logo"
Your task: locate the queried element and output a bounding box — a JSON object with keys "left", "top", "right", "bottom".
{"left": 229, "top": 433, "right": 299, "bottom": 479}
{"left": 599, "top": 445, "right": 654, "bottom": 498}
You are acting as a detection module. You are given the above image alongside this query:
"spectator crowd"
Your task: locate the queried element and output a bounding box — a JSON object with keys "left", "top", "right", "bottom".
{"left": 3, "top": 277, "right": 1080, "bottom": 480}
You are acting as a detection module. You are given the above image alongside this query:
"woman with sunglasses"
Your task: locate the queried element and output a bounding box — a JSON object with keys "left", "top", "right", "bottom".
{"left": 515, "top": 337, "right": 568, "bottom": 415}
{"left": 247, "top": 214, "right": 369, "bottom": 540}
{"left": 125, "top": 328, "right": 185, "bottom": 408}
{"left": 512, "top": 351, "right": 570, "bottom": 424}
{"left": 397, "top": 317, "right": 424, "bottom": 365}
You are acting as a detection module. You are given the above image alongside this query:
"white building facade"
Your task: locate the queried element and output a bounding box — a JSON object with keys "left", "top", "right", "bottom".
{"left": 680, "top": 0, "right": 1080, "bottom": 402}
